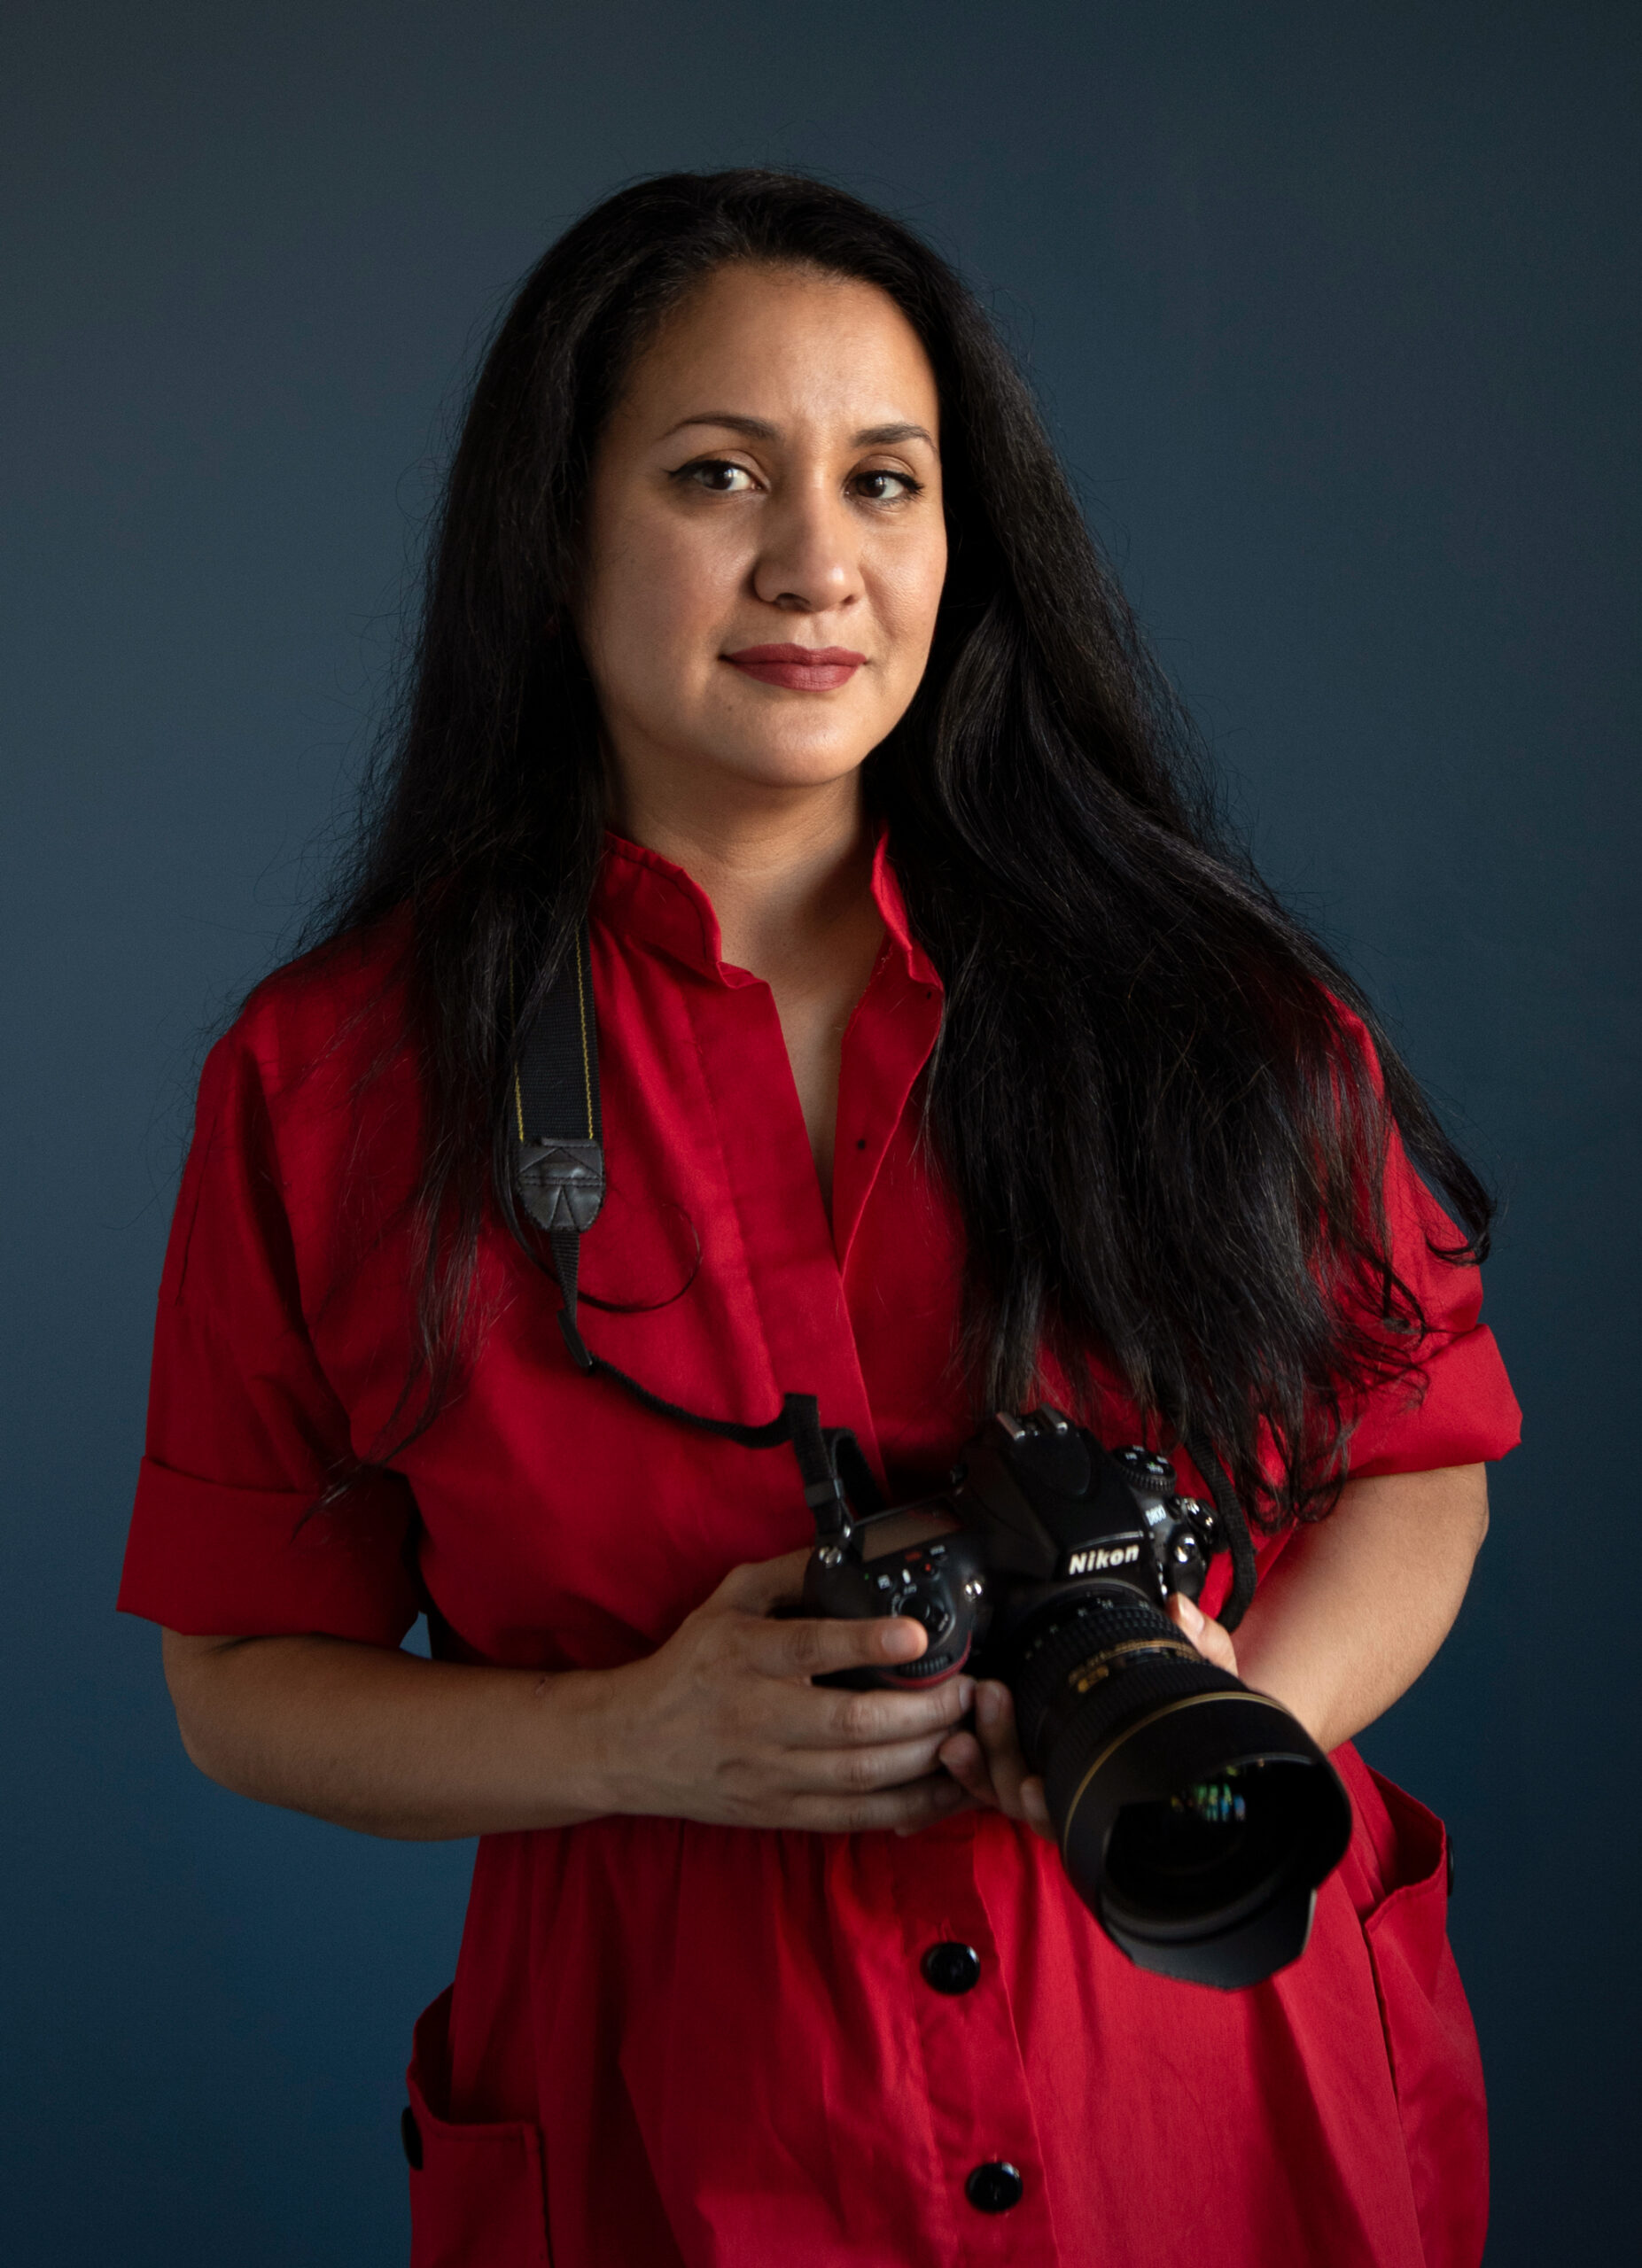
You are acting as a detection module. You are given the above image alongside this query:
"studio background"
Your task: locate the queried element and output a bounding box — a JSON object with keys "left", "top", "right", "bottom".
{"left": 4, "top": 4, "right": 1635, "bottom": 2261}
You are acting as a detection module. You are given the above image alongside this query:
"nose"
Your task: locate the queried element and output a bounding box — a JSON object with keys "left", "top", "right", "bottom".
{"left": 751, "top": 475, "right": 863, "bottom": 616}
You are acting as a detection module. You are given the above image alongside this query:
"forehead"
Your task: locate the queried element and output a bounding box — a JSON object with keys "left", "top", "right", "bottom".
{"left": 612, "top": 262, "right": 941, "bottom": 439}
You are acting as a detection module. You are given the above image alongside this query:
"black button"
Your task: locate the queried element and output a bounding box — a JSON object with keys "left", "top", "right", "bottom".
{"left": 921, "top": 1940, "right": 981, "bottom": 1995}
{"left": 400, "top": 2106, "right": 424, "bottom": 2171}
{"left": 966, "top": 2161, "right": 1023, "bottom": 2213}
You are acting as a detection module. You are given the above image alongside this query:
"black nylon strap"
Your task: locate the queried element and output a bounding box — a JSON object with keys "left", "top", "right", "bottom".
{"left": 517, "top": 923, "right": 601, "bottom": 1146}
{"left": 514, "top": 934, "right": 1241, "bottom": 1596}
{"left": 550, "top": 1337, "right": 876, "bottom": 1530}
{"left": 514, "top": 936, "right": 881, "bottom": 1528}
{"left": 515, "top": 926, "right": 604, "bottom": 1351}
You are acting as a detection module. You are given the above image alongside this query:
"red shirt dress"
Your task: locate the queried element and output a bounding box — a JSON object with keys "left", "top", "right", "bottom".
{"left": 120, "top": 835, "right": 1521, "bottom": 2268}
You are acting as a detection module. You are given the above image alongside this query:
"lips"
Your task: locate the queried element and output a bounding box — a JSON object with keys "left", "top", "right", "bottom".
{"left": 722, "top": 643, "right": 867, "bottom": 692}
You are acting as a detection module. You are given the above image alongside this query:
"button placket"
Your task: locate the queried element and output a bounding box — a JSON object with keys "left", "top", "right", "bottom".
{"left": 890, "top": 1826, "right": 1059, "bottom": 2260}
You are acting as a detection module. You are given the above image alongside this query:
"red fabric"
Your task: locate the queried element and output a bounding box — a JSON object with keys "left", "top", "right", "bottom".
{"left": 121, "top": 834, "right": 1521, "bottom": 2268}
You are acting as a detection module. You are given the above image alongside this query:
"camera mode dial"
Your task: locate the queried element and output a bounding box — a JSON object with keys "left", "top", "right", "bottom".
{"left": 1114, "top": 1447, "right": 1179, "bottom": 1499}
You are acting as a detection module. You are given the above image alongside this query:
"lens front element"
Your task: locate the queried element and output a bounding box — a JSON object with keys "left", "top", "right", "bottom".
{"left": 1106, "top": 1767, "right": 1270, "bottom": 1915}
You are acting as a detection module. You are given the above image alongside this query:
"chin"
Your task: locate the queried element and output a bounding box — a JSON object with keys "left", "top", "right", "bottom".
{"left": 721, "top": 746, "right": 875, "bottom": 794}
{"left": 694, "top": 722, "right": 880, "bottom": 795}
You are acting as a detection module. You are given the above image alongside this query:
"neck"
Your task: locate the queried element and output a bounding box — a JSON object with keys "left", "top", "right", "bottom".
{"left": 609, "top": 763, "right": 876, "bottom": 982}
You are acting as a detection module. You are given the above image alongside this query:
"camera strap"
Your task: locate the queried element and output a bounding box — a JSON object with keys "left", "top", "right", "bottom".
{"left": 511, "top": 928, "right": 882, "bottom": 1532}
{"left": 509, "top": 929, "right": 1255, "bottom": 1608}
{"left": 1182, "top": 1432, "right": 1257, "bottom": 1633}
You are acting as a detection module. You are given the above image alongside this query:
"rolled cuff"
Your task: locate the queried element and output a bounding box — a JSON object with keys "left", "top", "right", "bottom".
{"left": 117, "top": 1456, "right": 420, "bottom": 1645}
{"left": 1347, "top": 1321, "right": 1522, "bottom": 1479}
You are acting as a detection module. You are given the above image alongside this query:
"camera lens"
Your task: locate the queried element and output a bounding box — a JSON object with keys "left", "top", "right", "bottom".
{"left": 1008, "top": 1596, "right": 1351, "bottom": 1990}
{"left": 1103, "top": 1763, "right": 1311, "bottom": 1923}
{"left": 1110, "top": 1772, "right": 1256, "bottom": 1895}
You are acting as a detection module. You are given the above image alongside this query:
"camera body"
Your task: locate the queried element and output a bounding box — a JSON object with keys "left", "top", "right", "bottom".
{"left": 800, "top": 1408, "right": 1221, "bottom": 1689}
{"left": 800, "top": 1408, "right": 1352, "bottom": 1991}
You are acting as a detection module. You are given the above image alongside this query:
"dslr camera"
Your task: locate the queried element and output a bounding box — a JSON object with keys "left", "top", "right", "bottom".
{"left": 802, "top": 1410, "right": 1351, "bottom": 1990}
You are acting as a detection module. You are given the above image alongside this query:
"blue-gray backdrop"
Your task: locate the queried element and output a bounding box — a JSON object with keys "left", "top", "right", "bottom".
{"left": 4, "top": 4, "right": 1636, "bottom": 2261}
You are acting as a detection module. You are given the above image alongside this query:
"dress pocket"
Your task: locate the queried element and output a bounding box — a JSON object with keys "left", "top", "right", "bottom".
{"left": 403, "top": 1987, "right": 552, "bottom": 2268}
{"left": 1346, "top": 1758, "right": 1489, "bottom": 2268}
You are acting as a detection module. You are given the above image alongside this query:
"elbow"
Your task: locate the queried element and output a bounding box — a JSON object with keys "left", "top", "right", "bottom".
{"left": 160, "top": 1629, "right": 259, "bottom": 1794}
{"left": 1467, "top": 1470, "right": 1490, "bottom": 1561}
{"left": 171, "top": 1699, "right": 228, "bottom": 1787}
{"left": 167, "top": 1680, "right": 237, "bottom": 1792}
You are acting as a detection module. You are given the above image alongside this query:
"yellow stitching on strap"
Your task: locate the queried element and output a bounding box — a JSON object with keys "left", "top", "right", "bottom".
{"left": 510, "top": 963, "right": 526, "bottom": 1142}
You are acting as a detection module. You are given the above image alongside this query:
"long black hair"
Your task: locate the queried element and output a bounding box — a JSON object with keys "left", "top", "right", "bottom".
{"left": 320, "top": 167, "right": 1491, "bottom": 1535}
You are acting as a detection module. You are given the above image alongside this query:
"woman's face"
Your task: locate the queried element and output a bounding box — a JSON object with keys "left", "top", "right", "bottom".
{"left": 576, "top": 261, "right": 947, "bottom": 816}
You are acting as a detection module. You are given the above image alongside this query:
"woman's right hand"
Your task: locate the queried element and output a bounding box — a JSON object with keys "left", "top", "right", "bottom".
{"left": 163, "top": 1547, "right": 975, "bottom": 1841}
{"left": 580, "top": 1547, "right": 975, "bottom": 1834}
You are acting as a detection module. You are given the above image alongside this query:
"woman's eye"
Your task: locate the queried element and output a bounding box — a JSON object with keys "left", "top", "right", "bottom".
{"left": 677, "top": 459, "right": 757, "bottom": 494}
{"left": 853, "top": 470, "right": 922, "bottom": 503}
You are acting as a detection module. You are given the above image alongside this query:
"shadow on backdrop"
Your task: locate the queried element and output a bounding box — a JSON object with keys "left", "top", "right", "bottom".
{"left": 3, "top": 3, "right": 1635, "bottom": 2261}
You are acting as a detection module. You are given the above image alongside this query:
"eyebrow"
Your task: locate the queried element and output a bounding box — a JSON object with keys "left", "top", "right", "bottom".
{"left": 661, "top": 413, "right": 937, "bottom": 450}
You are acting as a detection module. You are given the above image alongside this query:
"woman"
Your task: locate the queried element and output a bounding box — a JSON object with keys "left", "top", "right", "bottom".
{"left": 121, "top": 172, "right": 1519, "bottom": 2267}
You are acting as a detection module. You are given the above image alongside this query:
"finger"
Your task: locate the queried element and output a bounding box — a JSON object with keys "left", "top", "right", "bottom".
{"left": 936, "top": 1728, "right": 1000, "bottom": 1808}
{"left": 974, "top": 1681, "right": 1031, "bottom": 1815}
{"left": 941, "top": 1718, "right": 1055, "bottom": 1839}
{"left": 1020, "top": 1774, "right": 1055, "bottom": 1841}
{"left": 713, "top": 1547, "right": 818, "bottom": 1617}
{"left": 784, "top": 1674, "right": 975, "bottom": 1751}
{"left": 743, "top": 1608, "right": 930, "bottom": 1683}
{"left": 730, "top": 1668, "right": 969, "bottom": 1761}
{"left": 783, "top": 1771, "right": 969, "bottom": 1837}
{"left": 1167, "top": 1594, "right": 1239, "bottom": 1676}
{"left": 787, "top": 1731, "right": 966, "bottom": 1795}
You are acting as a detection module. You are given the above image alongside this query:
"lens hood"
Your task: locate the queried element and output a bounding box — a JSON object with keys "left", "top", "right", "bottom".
{"left": 1048, "top": 1683, "right": 1353, "bottom": 1991}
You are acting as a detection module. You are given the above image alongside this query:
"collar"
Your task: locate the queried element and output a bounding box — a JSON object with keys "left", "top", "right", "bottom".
{"left": 593, "top": 829, "right": 942, "bottom": 994}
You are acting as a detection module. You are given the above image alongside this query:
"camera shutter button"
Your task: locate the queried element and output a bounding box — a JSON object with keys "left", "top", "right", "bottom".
{"left": 921, "top": 1941, "right": 982, "bottom": 1995}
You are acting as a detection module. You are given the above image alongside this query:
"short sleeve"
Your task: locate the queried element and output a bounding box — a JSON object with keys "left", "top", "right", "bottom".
{"left": 1344, "top": 1117, "right": 1521, "bottom": 1478}
{"left": 117, "top": 1025, "right": 421, "bottom": 1644}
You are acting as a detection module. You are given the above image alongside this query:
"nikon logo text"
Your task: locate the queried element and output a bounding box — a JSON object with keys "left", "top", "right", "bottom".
{"left": 1067, "top": 1543, "right": 1140, "bottom": 1574}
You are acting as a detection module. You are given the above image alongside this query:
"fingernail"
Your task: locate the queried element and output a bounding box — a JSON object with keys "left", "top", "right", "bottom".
{"left": 956, "top": 1677, "right": 976, "bottom": 1713}
{"left": 1175, "top": 1595, "right": 1204, "bottom": 1632}
{"left": 977, "top": 1682, "right": 1000, "bottom": 1726}
{"left": 882, "top": 1620, "right": 924, "bottom": 1659}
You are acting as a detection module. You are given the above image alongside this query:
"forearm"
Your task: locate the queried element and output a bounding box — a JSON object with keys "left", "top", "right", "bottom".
{"left": 162, "top": 1631, "right": 617, "bottom": 1839}
{"left": 161, "top": 1550, "right": 977, "bottom": 1844}
{"left": 1230, "top": 1464, "right": 1490, "bottom": 1754}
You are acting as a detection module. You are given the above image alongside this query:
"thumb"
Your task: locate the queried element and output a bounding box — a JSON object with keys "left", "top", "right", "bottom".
{"left": 1167, "top": 1591, "right": 1240, "bottom": 1676}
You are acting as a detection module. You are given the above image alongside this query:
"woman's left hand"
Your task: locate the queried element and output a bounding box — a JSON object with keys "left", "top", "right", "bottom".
{"left": 930, "top": 1680, "right": 1054, "bottom": 1838}
{"left": 930, "top": 1592, "right": 1238, "bottom": 1839}
{"left": 1164, "top": 1590, "right": 1240, "bottom": 1676}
